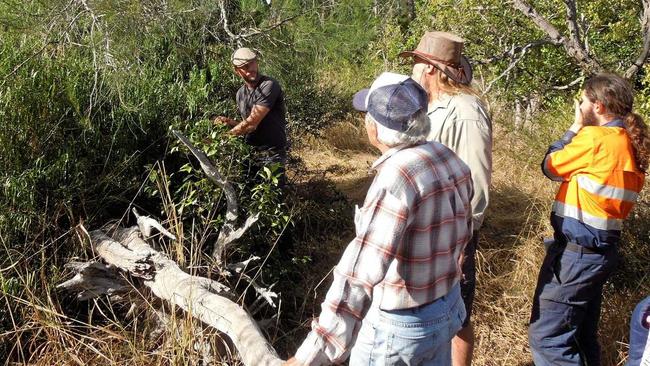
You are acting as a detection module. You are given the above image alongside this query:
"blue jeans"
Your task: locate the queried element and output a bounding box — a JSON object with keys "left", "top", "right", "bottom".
{"left": 528, "top": 243, "right": 618, "bottom": 366}
{"left": 349, "top": 284, "right": 465, "bottom": 366}
{"left": 627, "top": 296, "right": 650, "bottom": 366}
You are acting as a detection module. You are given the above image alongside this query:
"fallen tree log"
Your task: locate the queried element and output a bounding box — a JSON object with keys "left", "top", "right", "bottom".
{"left": 59, "top": 226, "right": 283, "bottom": 366}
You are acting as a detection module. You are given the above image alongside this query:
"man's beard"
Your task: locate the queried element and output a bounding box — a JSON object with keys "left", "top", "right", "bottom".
{"left": 246, "top": 73, "right": 260, "bottom": 84}
{"left": 583, "top": 108, "right": 598, "bottom": 126}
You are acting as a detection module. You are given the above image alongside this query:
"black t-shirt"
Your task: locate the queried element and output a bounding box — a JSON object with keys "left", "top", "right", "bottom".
{"left": 236, "top": 75, "right": 287, "bottom": 151}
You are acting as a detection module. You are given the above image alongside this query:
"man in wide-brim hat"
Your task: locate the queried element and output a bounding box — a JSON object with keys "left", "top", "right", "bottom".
{"left": 399, "top": 31, "right": 473, "bottom": 85}
{"left": 400, "top": 31, "right": 493, "bottom": 366}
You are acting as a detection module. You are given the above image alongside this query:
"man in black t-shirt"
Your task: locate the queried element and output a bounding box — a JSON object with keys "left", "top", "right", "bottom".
{"left": 215, "top": 48, "right": 287, "bottom": 167}
{"left": 215, "top": 48, "right": 291, "bottom": 254}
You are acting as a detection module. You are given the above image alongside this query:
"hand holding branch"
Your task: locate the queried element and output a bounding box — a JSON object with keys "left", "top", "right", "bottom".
{"left": 214, "top": 115, "right": 238, "bottom": 127}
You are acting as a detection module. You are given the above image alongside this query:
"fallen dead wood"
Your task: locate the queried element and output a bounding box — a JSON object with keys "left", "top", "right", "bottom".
{"left": 59, "top": 225, "right": 283, "bottom": 366}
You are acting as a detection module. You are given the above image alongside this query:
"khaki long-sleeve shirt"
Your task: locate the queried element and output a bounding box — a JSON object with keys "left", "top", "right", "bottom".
{"left": 427, "top": 93, "right": 492, "bottom": 229}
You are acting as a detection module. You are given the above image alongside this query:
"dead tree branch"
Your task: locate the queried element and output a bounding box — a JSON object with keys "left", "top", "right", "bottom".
{"left": 549, "top": 76, "right": 584, "bottom": 90}
{"left": 172, "top": 130, "right": 258, "bottom": 264}
{"left": 132, "top": 208, "right": 177, "bottom": 240}
{"left": 215, "top": 0, "right": 302, "bottom": 45}
{"left": 482, "top": 42, "right": 538, "bottom": 95}
{"left": 563, "top": 0, "right": 583, "bottom": 49}
{"left": 511, "top": 0, "right": 602, "bottom": 74}
{"left": 58, "top": 261, "right": 131, "bottom": 301}
{"left": 625, "top": 0, "right": 650, "bottom": 79}
{"left": 217, "top": 0, "right": 238, "bottom": 42}
{"left": 475, "top": 39, "right": 553, "bottom": 65}
{"left": 238, "top": 13, "right": 302, "bottom": 40}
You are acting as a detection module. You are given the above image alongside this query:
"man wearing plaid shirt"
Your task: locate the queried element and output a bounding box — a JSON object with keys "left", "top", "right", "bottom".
{"left": 284, "top": 72, "right": 474, "bottom": 366}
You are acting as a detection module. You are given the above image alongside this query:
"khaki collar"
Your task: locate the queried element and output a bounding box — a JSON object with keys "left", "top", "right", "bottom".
{"left": 427, "top": 93, "right": 454, "bottom": 114}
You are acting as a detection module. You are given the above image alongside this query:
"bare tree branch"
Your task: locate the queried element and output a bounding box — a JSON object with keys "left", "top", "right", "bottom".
{"left": 132, "top": 208, "right": 176, "bottom": 240}
{"left": 482, "top": 41, "right": 540, "bottom": 95}
{"left": 172, "top": 130, "right": 258, "bottom": 264}
{"left": 625, "top": 0, "right": 650, "bottom": 79}
{"left": 563, "top": 0, "right": 583, "bottom": 49}
{"left": 215, "top": 0, "right": 303, "bottom": 45}
{"left": 511, "top": 0, "right": 564, "bottom": 45}
{"left": 237, "top": 13, "right": 302, "bottom": 40}
{"left": 475, "top": 39, "right": 553, "bottom": 65}
{"left": 511, "top": 0, "right": 601, "bottom": 74}
{"left": 549, "top": 76, "right": 584, "bottom": 90}
{"left": 217, "top": 0, "right": 238, "bottom": 44}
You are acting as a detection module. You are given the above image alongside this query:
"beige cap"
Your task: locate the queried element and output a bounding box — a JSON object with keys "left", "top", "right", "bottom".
{"left": 232, "top": 47, "right": 257, "bottom": 67}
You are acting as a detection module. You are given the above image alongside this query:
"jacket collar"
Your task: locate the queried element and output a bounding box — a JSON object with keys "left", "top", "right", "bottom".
{"left": 604, "top": 118, "right": 625, "bottom": 128}
{"left": 427, "top": 93, "right": 454, "bottom": 114}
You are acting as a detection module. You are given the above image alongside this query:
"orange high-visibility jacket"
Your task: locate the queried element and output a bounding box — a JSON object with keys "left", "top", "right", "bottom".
{"left": 542, "top": 120, "right": 645, "bottom": 249}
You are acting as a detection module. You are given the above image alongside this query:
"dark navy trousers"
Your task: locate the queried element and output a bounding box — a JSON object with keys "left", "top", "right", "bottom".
{"left": 528, "top": 243, "right": 618, "bottom": 366}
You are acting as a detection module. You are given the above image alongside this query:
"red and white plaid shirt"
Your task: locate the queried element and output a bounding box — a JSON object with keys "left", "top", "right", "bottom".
{"left": 295, "top": 142, "right": 474, "bottom": 365}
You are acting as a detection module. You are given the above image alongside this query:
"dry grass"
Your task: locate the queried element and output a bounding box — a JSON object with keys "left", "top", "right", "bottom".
{"left": 2, "top": 234, "right": 247, "bottom": 366}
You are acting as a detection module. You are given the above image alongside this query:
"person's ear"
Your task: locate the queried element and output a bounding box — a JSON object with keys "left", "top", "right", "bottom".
{"left": 364, "top": 116, "right": 379, "bottom": 147}
{"left": 594, "top": 101, "right": 607, "bottom": 115}
{"left": 425, "top": 63, "right": 436, "bottom": 75}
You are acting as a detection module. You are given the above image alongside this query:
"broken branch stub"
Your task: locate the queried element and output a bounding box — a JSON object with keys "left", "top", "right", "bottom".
{"left": 57, "top": 261, "right": 131, "bottom": 301}
{"left": 132, "top": 207, "right": 177, "bottom": 240}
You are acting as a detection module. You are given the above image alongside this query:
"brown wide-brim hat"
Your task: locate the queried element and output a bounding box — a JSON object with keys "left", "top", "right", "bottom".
{"left": 399, "top": 31, "right": 473, "bottom": 85}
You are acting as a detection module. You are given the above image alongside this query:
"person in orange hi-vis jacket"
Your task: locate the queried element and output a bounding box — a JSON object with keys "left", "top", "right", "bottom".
{"left": 529, "top": 73, "right": 650, "bottom": 366}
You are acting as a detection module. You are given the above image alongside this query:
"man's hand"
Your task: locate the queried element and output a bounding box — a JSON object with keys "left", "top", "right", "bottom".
{"left": 283, "top": 357, "right": 303, "bottom": 366}
{"left": 214, "top": 116, "right": 238, "bottom": 127}
{"left": 570, "top": 99, "right": 584, "bottom": 133}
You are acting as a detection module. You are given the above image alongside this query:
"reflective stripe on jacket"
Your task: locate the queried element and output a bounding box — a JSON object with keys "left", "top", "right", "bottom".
{"left": 541, "top": 119, "right": 644, "bottom": 249}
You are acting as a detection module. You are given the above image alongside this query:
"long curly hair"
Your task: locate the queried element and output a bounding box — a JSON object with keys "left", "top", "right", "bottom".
{"left": 584, "top": 73, "right": 650, "bottom": 172}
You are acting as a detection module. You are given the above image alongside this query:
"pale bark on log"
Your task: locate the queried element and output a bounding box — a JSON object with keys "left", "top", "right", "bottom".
{"left": 132, "top": 208, "right": 177, "bottom": 240}
{"left": 58, "top": 261, "right": 131, "bottom": 301}
{"left": 74, "top": 228, "right": 283, "bottom": 366}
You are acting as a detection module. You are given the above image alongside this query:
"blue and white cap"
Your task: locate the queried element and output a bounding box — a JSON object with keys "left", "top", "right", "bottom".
{"left": 352, "top": 72, "right": 428, "bottom": 132}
